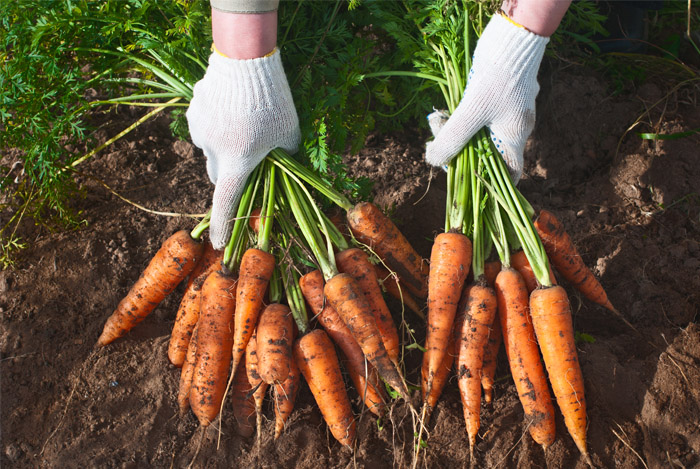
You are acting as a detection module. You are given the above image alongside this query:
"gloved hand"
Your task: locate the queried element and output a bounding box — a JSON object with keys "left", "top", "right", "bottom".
{"left": 187, "top": 49, "right": 300, "bottom": 249}
{"left": 425, "top": 13, "right": 550, "bottom": 183}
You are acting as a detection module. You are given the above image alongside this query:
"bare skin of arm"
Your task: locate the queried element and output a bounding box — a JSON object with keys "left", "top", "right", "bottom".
{"left": 502, "top": 0, "right": 573, "bottom": 37}
{"left": 211, "top": 8, "right": 277, "bottom": 59}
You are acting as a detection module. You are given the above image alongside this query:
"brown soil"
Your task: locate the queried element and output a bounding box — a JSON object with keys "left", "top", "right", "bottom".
{"left": 2, "top": 63, "right": 699, "bottom": 469}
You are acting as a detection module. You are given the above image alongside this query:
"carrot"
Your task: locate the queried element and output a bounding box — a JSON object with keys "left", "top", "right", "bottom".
{"left": 273, "top": 324, "right": 301, "bottom": 439}
{"left": 231, "top": 247, "right": 276, "bottom": 385}
{"left": 97, "top": 230, "right": 203, "bottom": 347}
{"left": 530, "top": 285, "right": 589, "bottom": 459}
{"left": 347, "top": 201, "right": 429, "bottom": 299}
{"left": 256, "top": 303, "right": 294, "bottom": 384}
{"left": 455, "top": 282, "right": 497, "bottom": 459}
{"left": 231, "top": 357, "right": 256, "bottom": 438}
{"left": 422, "top": 232, "right": 472, "bottom": 402}
{"left": 177, "top": 323, "right": 199, "bottom": 415}
{"left": 511, "top": 249, "right": 556, "bottom": 293}
{"left": 421, "top": 328, "right": 455, "bottom": 416}
{"left": 324, "top": 273, "right": 410, "bottom": 401}
{"left": 533, "top": 210, "right": 615, "bottom": 312}
{"left": 336, "top": 248, "right": 401, "bottom": 366}
{"left": 373, "top": 264, "right": 424, "bottom": 317}
{"left": 168, "top": 241, "right": 223, "bottom": 367}
{"left": 245, "top": 328, "right": 269, "bottom": 441}
{"left": 274, "top": 351, "right": 301, "bottom": 439}
{"left": 249, "top": 207, "right": 262, "bottom": 234}
{"left": 480, "top": 310, "right": 501, "bottom": 405}
{"left": 496, "top": 268, "right": 556, "bottom": 448}
{"left": 294, "top": 329, "right": 356, "bottom": 448}
{"left": 299, "top": 270, "right": 387, "bottom": 416}
{"left": 483, "top": 260, "right": 502, "bottom": 288}
{"left": 189, "top": 270, "right": 236, "bottom": 427}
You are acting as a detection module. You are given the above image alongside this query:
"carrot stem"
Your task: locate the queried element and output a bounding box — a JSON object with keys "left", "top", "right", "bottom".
{"left": 190, "top": 210, "right": 211, "bottom": 241}
{"left": 224, "top": 164, "right": 263, "bottom": 270}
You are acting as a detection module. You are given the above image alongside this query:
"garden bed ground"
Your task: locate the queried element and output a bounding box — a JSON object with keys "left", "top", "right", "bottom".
{"left": 1, "top": 62, "right": 699, "bottom": 469}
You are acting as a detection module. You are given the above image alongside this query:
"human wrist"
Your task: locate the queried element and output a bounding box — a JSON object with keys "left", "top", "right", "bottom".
{"left": 211, "top": 8, "right": 277, "bottom": 59}
{"left": 501, "top": 0, "right": 572, "bottom": 37}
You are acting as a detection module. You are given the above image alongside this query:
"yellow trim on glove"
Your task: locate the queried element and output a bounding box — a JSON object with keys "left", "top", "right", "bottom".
{"left": 500, "top": 11, "right": 531, "bottom": 33}
{"left": 212, "top": 43, "right": 277, "bottom": 59}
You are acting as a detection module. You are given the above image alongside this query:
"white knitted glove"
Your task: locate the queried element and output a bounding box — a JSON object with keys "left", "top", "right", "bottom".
{"left": 425, "top": 14, "right": 549, "bottom": 183}
{"left": 187, "top": 49, "right": 300, "bottom": 249}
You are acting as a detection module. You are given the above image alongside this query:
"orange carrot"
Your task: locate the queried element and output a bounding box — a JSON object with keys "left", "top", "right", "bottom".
{"left": 231, "top": 357, "right": 256, "bottom": 438}
{"left": 324, "top": 273, "right": 409, "bottom": 401}
{"left": 274, "top": 352, "right": 301, "bottom": 439}
{"left": 422, "top": 232, "right": 472, "bottom": 403}
{"left": 168, "top": 241, "right": 223, "bottom": 367}
{"left": 246, "top": 328, "right": 269, "bottom": 441}
{"left": 294, "top": 329, "right": 356, "bottom": 448}
{"left": 189, "top": 270, "right": 236, "bottom": 427}
{"left": 483, "top": 260, "right": 502, "bottom": 288}
{"left": 455, "top": 282, "right": 497, "bottom": 459}
{"left": 496, "top": 268, "right": 555, "bottom": 448}
{"left": 231, "top": 248, "right": 276, "bottom": 384}
{"left": 480, "top": 310, "right": 501, "bottom": 405}
{"left": 97, "top": 230, "right": 203, "bottom": 347}
{"left": 511, "top": 249, "right": 556, "bottom": 293}
{"left": 177, "top": 323, "right": 199, "bottom": 415}
{"left": 373, "top": 264, "right": 424, "bottom": 317}
{"left": 299, "top": 270, "right": 386, "bottom": 416}
{"left": 534, "top": 210, "right": 614, "bottom": 312}
{"left": 249, "top": 207, "right": 262, "bottom": 234}
{"left": 257, "top": 303, "right": 294, "bottom": 384}
{"left": 336, "top": 248, "right": 401, "bottom": 366}
{"left": 273, "top": 325, "right": 301, "bottom": 439}
{"left": 347, "top": 202, "right": 429, "bottom": 299}
{"left": 530, "top": 285, "right": 589, "bottom": 459}
{"left": 422, "top": 329, "right": 456, "bottom": 415}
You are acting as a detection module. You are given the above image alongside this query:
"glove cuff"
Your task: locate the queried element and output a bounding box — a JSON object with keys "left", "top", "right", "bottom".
{"left": 206, "top": 48, "right": 293, "bottom": 111}
{"left": 476, "top": 14, "right": 550, "bottom": 78}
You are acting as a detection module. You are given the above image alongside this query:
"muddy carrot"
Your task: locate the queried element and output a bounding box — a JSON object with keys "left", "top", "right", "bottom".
{"left": 231, "top": 247, "right": 276, "bottom": 386}
{"left": 189, "top": 270, "right": 236, "bottom": 427}
{"left": 294, "top": 329, "right": 356, "bottom": 448}
{"left": 324, "top": 273, "right": 409, "bottom": 401}
{"left": 373, "top": 264, "right": 424, "bottom": 318}
{"left": 232, "top": 357, "right": 256, "bottom": 438}
{"left": 257, "top": 303, "right": 294, "bottom": 384}
{"left": 455, "top": 282, "right": 498, "bottom": 459}
{"left": 530, "top": 285, "right": 589, "bottom": 460}
{"left": 347, "top": 201, "right": 429, "bottom": 299}
{"left": 422, "top": 329, "right": 456, "bottom": 416}
{"left": 273, "top": 353, "right": 301, "bottom": 439}
{"left": 511, "top": 249, "right": 556, "bottom": 293}
{"left": 168, "top": 241, "right": 223, "bottom": 367}
{"left": 534, "top": 210, "right": 616, "bottom": 313}
{"left": 273, "top": 324, "right": 301, "bottom": 439}
{"left": 177, "top": 323, "right": 199, "bottom": 415}
{"left": 480, "top": 310, "right": 502, "bottom": 405}
{"left": 422, "top": 232, "right": 472, "bottom": 402}
{"left": 483, "top": 260, "right": 502, "bottom": 288}
{"left": 97, "top": 230, "right": 203, "bottom": 347}
{"left": 299, "top": 270, "right": 387, "bottom": 415}
{"left": 496, "top": 268, "right": 556, "bottom": 448}
{"left": 246, "top": 328, "right": 269, "bottom": 441}
{"left": 336, "top": 248, "right": 401, "bottom": 366}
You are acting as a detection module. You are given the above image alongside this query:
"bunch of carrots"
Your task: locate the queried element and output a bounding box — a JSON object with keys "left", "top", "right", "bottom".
{"left": 95, "top": 146, "right": 429, "bottom": 449}
{"left": 363, "top": 1, "right": 629, "bottom": 465}
{"left": 94, "top": 2, "right": 627, "bottom": 465}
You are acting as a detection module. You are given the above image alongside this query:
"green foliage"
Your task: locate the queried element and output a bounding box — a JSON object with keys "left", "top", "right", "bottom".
{"left": 1, "top": 0, "right": 211, "bottom": 264}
